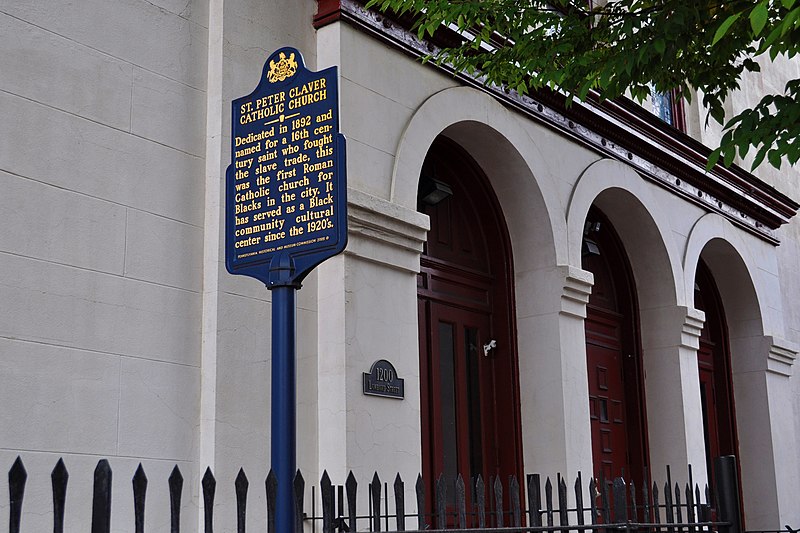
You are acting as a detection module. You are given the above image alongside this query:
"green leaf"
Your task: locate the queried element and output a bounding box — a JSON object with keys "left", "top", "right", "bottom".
{"left": 654, "top": 38, "right": 666, "bottom": 55}
{"left": 707, "top": 147, "right": 722, "bottom": 170}
{"left": 783, "top": 0, "right": 796, "bottom": 9}
{"left": 750, "top": 2, "right": 769, "bottom": 36}
{"left": 760, "top": 26, "right": 783, "bottom": 51}
{"left": 752, "top": 145, "right": 770, "bottom": 169}
{"left": 709, "top": 104, "right": 726, "bottom": 125}
{"left": 768, "top": 149, "right": 783, "bottom": 168}
{"left": 738, "top": 141, "right": 751, "bottom": 159}
{"left": 780, "top": 7, "right": 800, "bottom": 36}
{"left": 723, "top": 146, "right": 736, "bottom": 167}
{"left": 713, "top": 13, "right": 740, "bottom": 45}
{"left": 425, "top": 19, "right": 439, "bottom": 36}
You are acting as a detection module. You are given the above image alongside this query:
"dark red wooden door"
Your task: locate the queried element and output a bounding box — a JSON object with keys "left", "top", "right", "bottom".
{"left": 694, "top": 261, "right": 738, "bottom": 486}
{"left": 417, "top": 138, "right": 522, "bottom": 516}
{"left": 424, "top": 302, "right": 492, "bottom": 494}
{"left": 586, "top": 308, "right": 630, "bottom": 482}
{"left": 698, "top": 344, "right": 722, "bottom": 470}
{"left": 582, "top": 208, "right": 648, "bottom": 485}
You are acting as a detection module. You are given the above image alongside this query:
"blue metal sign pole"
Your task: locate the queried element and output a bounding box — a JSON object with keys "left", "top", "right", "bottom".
{"left": 225, "top": 47, "right": 347, "bottom": 533}
{"left": 270, "top": 283, "right": 296, "bottom": 533}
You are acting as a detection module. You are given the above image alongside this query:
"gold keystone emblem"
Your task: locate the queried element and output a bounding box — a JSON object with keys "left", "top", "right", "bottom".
{"left": 268, "top": 52, "right": 298, "bottom": 83}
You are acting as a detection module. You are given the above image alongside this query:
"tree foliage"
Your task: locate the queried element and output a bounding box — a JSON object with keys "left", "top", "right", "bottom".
{"left": 365, "top": 0, "right": 800, "bottom": 170}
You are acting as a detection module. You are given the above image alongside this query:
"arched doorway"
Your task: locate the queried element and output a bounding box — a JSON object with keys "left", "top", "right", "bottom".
{"left": 694, "top": 260, "right": 739, "bottom": 484}
{"left": 417, "top": 137, "right": 523, "bottom": 511}
{"left": 582, "top": 207, "right": 649, "bottom": 484}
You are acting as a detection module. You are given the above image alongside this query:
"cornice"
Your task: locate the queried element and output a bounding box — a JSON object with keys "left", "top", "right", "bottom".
{"left": 345, "top": 189, "right": 430, "bottom": 273}
{"left": 315, "top": 0, "right": 799, "bottom": 243}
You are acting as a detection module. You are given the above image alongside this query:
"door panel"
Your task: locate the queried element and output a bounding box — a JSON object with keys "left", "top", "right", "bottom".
{"left": 695, "top": 261, "right": 739, "bottom": 489}
{"left": 425, "top": 302, "right": 492, "bottom": 495}
{"left": 587, "top": 318, "right": 629, "bottom": 481}
{"left": 698, "top": 354, "right": 721, "bottom": 479}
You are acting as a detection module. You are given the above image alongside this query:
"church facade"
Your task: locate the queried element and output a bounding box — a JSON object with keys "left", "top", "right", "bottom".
{"left": 2, "top": 0, "right": 799, "bottom": 530}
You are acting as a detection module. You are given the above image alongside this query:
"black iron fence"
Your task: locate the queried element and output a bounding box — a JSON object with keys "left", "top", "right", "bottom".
{"left": 5, "top": 456, "right": 744, "bottom": 533}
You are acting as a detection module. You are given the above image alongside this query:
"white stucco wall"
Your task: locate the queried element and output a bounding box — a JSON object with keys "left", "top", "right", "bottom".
{"left": 0, "top": 0, "right": 209, "bottom": 530}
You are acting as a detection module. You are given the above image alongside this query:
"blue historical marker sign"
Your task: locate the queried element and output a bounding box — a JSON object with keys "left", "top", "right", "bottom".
{"left": 226, "top": 47, "right": 347, "bottom": 286}
{"left": 225, "top": 47, "right": 347, "bottom": 533}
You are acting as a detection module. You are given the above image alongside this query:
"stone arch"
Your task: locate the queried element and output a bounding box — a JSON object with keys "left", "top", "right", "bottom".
{"left": 684, "top": 213, "right": 792, "bottom": 529}
{"left": 683, "top": 213, "right": 781, "bottom": 339}
{"left": 567, "top": 158, "right": 703, "bottom": 480}
{"left": 391, "top": 86, "right": 562, "bottom": 274}
{"left": 392, "top": 86, "right": 587, "bottom": 476}
{"left": 566, "top": 159, "right": 683, "bottom": 308}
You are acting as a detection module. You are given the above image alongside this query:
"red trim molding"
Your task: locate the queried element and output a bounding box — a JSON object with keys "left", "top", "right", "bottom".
{"left": 314, "top": 0, "right": 342, "bottom": 28}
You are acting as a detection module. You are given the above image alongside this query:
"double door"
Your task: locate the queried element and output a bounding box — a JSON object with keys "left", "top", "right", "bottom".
{"left": 416, "top": 137, "right": 521, "bottom": 521}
